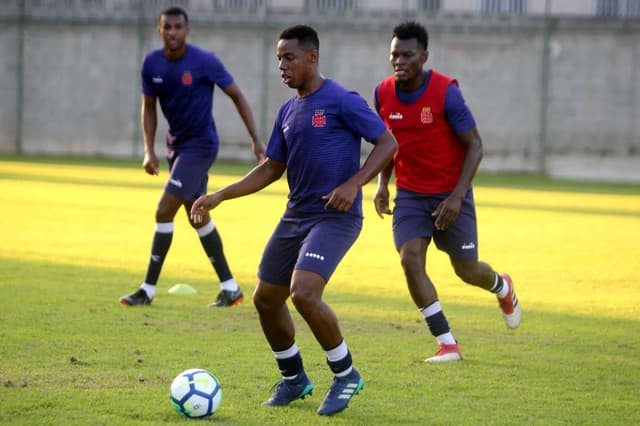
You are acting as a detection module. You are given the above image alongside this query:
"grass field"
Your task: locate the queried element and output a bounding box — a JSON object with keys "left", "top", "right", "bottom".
{"left": 0, "top": 156, "right": 638, "bottom": 425}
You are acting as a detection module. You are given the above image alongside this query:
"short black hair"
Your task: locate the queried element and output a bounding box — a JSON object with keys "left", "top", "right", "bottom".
{"left": 392, "top": 21, "right": 428, "bottom": 51}
{"left": 160, "top": 6, "right": 189, "bottom": 24}
{"left": 279, "top": 25, "right": 319, "bottom": 51}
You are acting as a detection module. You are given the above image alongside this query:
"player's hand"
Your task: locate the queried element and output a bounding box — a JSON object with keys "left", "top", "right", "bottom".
{"left": 374, "top": 186, "right": 392, "bottom": 219}
{"left": 252, "top": 140, "right": 267, "bottom": 164}
{"left": 143, "top": 152, "right": 159, "bottom": 175}
{"left": 322, "top": 181, "right": 358, "bottom": 212}
{"left": 190, "top": 194, "right": 221, "bottom": 224}
{"left": 432, "top": 195, "right": 462, "bottom": 230}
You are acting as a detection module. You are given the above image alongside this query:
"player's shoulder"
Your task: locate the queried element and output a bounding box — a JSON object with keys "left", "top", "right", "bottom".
{"left": 142, "top": 48, "right": 165, "bottom": 65}
{"left": 320, "top": 79, "right": 363, "bottom": 104}
{"left": 323, "top": 78, "right": 349, "bottom": 95}
{"left": 187, "top": 44, "right": 221, "bottom": 63}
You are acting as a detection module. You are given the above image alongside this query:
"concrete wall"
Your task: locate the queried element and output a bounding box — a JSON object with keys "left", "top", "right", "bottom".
{"left": 1, "top": 2, "right": 639, "bottom": 182}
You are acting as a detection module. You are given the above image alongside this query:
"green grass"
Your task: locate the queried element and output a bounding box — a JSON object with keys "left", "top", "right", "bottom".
{"left": 0, "top": 156, "right": 639, "bottom": 425}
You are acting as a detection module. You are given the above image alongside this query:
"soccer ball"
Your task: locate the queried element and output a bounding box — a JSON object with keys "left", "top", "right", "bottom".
{"left": 170, "top": 368, "right": 222, "bottom": 418}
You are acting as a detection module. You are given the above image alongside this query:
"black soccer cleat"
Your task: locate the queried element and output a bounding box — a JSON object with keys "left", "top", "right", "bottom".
{"left": 119, "top": 288, "right": 152, "bottom": 306}
{"left": 208, "top": 288, "right": 244, "bottom": 307}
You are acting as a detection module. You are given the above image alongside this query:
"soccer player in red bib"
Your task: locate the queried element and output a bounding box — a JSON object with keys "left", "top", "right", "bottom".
{"left": 192, "top": 25, "right": 397, "bottom": 415}
{"left": 374, "top": 21, "right": 522, "bottom": 363}
{"left": 119, "top": 7, "right": 265, "bottom": 308}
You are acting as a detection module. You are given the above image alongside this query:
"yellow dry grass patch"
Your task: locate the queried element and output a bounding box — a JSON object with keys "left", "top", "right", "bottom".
{"left": 2, "top": 160, "right": 638, "bottom": 320}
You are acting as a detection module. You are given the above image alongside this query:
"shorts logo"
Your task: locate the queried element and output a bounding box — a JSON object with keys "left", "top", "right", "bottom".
{"left": 311, "top": 110, "right": 326, "bottom": 128}
{"left": 182, "top": 70, "right": 193, "bottom": 86}
{"left": 420, "top": 106, "right": 433, "bottom": 124}
{"left": 152, "top": 76, "right": 163, "bottom": 84}
{"left": 461, "top": 242, "right": 475, "bottom": 250}
{"left": 169, "top": 178, "right": 183, "bottom": 188}
{"left": 305, "top": 252, "right": 325, "bottom": 261}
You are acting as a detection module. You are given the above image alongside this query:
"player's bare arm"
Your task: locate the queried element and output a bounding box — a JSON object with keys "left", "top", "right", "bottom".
{"left": 374, "top": 160, "right": 395, "bottom": 218}
{"left": 141, "top": 94, "right": 159, "bottom": 175}
{"left": 191, "top": 158, "right": 286, "bottom": 223}
{"left": 323, "top": 129, "right": 397, "bottom": 212}
{"left": 223, "top": 82, "right": 266, "bottom": 163}
{"left": 433, "top": 127, "right": 483, "bottom": 230}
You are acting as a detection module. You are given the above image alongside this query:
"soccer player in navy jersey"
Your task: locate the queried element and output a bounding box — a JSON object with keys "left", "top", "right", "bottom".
{"left": 374, "top": 21, "right": 521, "bottom": 363}
{"left": 191, "top": 25, "right": 397, "bottom": 416}
{"left": 119, "top": 6, "right": 265, "bottom": 308}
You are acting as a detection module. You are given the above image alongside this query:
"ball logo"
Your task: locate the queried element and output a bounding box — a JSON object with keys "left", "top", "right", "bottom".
{"left": 420, "top": 106, "right": 433, "bottom": 124}
{"left": 182, "top": 70, "right": 193, "bottom": 86}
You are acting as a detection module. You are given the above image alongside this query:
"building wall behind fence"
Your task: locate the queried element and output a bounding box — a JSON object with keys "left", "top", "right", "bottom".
{"left": 0, "top": 1, "right": 639, "bottom": 182}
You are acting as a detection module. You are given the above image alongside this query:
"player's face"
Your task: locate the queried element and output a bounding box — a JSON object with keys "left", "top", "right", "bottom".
{"left": 389, "top": 37, "right": 427, "bottom": 88}
{"left": 276, "top": 39, "right": 316, "bottom": 90}
{"left": 158, "top": 14, "right": 189, "bottom": 56}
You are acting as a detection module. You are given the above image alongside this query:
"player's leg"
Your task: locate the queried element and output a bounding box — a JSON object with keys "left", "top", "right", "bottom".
{"left": 256, "top": 219, "right": 314, "bottom": 407}
{"left": 255, "top": 282, "right": 314, "bottom": 407}
{"left": 119, "top": 189, "right": 182, "bottom": 306}
{"left": 183, "top": 203, "right": 242, "bottom": 307}
{"left": 291, "top": 216, "right": 364, "bottom": 416}
{"left": 438, "top": 188, "right": 521, "bottom": 329}
{"left": 450, "top": 258, "right": 521, "bottom": 329}
{"left": 393, "top": 189, "right": 462, "bottom": 362}
{"left": 171, "top": 151, "right": 242, "bottom": 307}
{"left": 399, "top": 238, "right": 462, "bottom": 362}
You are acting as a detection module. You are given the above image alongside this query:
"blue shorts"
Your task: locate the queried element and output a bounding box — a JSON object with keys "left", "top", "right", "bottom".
{"left": 258, "top": 212, "right": 363, "bottom": 286}
{"left": 392, "top": 188, "right": 478, "bottom": 261}
{"left": 165, "top": 150, "right": 216, "bottom": 202}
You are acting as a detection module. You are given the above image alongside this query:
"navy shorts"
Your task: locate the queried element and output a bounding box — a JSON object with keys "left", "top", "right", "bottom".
{"left": 258, "top": 212, "right": 363, "bottom": 286}
{"left": 392, "top": 188, "right": 478, "bottom": 261}
{"left": 165, "top": 150, "right": 216, "bottom": 202}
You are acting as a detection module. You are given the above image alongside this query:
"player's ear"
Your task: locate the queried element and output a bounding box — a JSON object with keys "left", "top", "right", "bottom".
{"left": 308, "top": 48, "right": 319, "bottom": 65}
{"left": 423, "top": 50, "right": 429, "bottom": 64}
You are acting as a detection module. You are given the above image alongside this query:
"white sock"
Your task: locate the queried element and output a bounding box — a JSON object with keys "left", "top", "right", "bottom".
{"left": 274, "top": 342, "right": 299, "bottom": 360}
{"left": 420, "top": 301, "right": 442, "bottom": 318}
{"left": 436, "top": 332, "right": 456, "bottom": 345}
{"left": 493, "top": 274, "right": 509, "bottom": 299}
{"left": 140, "top": 283, "right": 156, "bottom": 299}
{"left": 325, "top": 341, "right": 349, "bottom": 362}
{"left": 220, "top": 278, "right": 238, "bottom": 292}
{"left": 196, "top": 219, "right": 215, "bottom": 237}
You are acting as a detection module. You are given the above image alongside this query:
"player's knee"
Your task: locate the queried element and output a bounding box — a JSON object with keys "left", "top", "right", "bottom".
{"left": 155, "top": 205, "right": 175, "bottom": 222}
{"left": 290, "top": 287, "right": 318, "bottom": 315}
{"left": 452, "top": 260, "right": 477, "bottom": 284}
{"left": 400, "top": 248, "right": 422, "bottom": 272}
{"left": 252, "top": 289, "right": 269, "bottom": 313}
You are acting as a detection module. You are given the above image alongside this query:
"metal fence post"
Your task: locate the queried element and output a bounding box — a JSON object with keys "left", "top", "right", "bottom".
{"left": 259, "top": 0, "right": 271, "bottom": 143}
{"left": 16, "top": 0, "right": 25, "bottom": 154}
{"left": 538, "top": 0, "right": 552, "bottom": 175}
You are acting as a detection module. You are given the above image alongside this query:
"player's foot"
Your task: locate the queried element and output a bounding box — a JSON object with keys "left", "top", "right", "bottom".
{"left": 262, "top": 372, "right": 314, "bottom": 407}
{"left": 424, "top": 342, "right": 463, "bottom": 363}
{"left": 317, "top": 368, "right": 364, "bottom": 416}
{"left": 498, "top": 274, "right": 521, "bottom": 329}
{"left": 208, "top": 288, "right": 244, "bottom": 307}
{"left": 119, "top": 288, "right": 152, "bottom": 306}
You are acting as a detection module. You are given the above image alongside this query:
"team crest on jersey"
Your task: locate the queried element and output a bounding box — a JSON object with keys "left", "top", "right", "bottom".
{"left": 420, "top": 106, "right": 433, "bottom": 124}
{"left": 311, "top": 109, "right": 327, "bottom": 128}
{"left": 181, "top": 70, "right": 193, "bottom": 86}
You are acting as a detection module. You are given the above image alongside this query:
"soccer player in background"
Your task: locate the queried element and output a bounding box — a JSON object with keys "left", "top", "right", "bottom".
{"left": 373, "top": 21, "right": 521, "bottom": 362}
{"left": 119, "top": 6, "right": 265, "bottom": 307}
{"left": 191, "top": 25, "right": 397, "bottom": 415}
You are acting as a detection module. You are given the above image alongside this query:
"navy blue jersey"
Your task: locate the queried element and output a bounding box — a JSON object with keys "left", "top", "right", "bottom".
{"left": 141, "top": 44, "right": 234, "bottom": 153}
{"left": 374, "top": 70, "right": 476, "bottom": 135}
{"left": 267, "top": 79, "right": 387, "bottom": 216}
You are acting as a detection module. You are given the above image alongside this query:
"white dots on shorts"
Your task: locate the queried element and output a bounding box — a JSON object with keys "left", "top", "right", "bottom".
{"left": 304, "top": 252, "right": 325, "bottom": 261}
